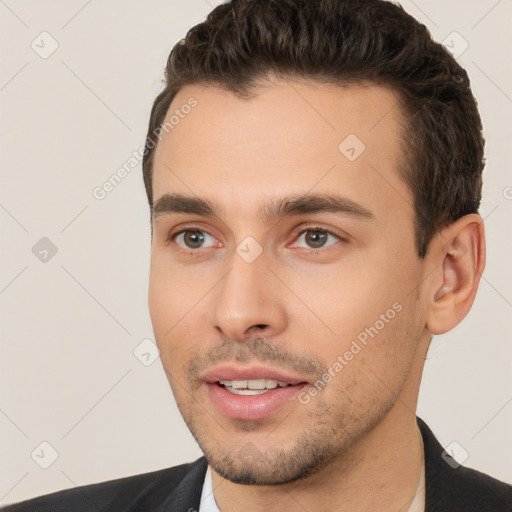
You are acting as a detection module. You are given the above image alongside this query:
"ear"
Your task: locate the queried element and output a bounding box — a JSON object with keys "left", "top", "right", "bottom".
{"left": 425, "top": 214, "right": 486, "bottom": 335}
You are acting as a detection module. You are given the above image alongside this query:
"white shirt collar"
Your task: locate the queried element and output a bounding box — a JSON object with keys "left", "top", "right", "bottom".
{"left": 198, "top": 465, "right": 221, "bottom": 512}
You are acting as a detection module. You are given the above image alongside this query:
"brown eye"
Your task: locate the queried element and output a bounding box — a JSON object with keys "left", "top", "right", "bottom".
{"left": 174, "top": 230, "right": 216, "bottom": 250}
{"left": 304, "top": 231, "right": 329, "bottom": 248}
{"left": 295, "top": 228, "right": 341, "bottom": 250}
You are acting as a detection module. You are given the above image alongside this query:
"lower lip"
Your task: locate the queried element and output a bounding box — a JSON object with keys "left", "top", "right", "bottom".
{"left": 206, "top": 382, "right": 307, "bottom": 421}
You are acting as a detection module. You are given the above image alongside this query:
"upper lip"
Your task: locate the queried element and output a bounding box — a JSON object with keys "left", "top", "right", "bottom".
{"left": 201, "top": 365, "right": 310, "bottom": 385}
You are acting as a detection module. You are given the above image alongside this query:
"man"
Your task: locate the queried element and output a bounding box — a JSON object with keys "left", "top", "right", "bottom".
{"left": 3, "top": 0, "right": 511, "bottom": 510}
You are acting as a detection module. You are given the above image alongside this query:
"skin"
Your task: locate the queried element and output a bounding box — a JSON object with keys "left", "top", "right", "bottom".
{"left": 148, "top": 79, "right": 485, "bottom": 512}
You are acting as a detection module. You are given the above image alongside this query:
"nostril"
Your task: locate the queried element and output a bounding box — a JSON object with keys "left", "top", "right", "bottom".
{"left": 254, "top": 324, "right": 267, "bottom": 329}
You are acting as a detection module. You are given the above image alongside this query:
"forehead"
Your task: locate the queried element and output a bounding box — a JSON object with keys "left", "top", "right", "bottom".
{"left": 151, "top": 79, "right": 412, "bottom": 223}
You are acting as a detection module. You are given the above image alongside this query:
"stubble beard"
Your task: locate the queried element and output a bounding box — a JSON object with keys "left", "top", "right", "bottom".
{"left": 179, "top": 390, "right": 397, "bottom": 486}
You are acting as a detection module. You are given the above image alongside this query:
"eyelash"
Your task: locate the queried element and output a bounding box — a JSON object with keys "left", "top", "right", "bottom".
{"left": 166, "top": 224, "right": 347, "bottom": 256}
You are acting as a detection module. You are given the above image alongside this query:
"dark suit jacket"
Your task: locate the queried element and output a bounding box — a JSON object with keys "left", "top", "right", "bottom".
{"left": 2, "top": 417, "right": 511, "bottom": 511}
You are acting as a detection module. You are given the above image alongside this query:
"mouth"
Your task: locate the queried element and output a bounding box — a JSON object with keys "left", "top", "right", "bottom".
{"left": 218, "top": 378, "right": 295, "bottom": 395}
{"left": 202, "top": 364, "right": 310, "bottom": 386}
{"left": 201, "top": 365, "right": 310, "bottom": 420}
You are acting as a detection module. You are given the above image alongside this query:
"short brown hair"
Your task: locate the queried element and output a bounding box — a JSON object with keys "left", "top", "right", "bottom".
{"left": 142, "top": 0, "right": 485, "bottom": 258}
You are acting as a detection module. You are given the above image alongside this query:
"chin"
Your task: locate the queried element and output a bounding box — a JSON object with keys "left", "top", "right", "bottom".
{"left": 202, "top": 431, "right": 341, "bottom": 486}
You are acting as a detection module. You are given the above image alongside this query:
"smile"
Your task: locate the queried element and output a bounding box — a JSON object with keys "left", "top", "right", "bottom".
{"left": 219, "top": 379, "right": 292, "bottom": 395}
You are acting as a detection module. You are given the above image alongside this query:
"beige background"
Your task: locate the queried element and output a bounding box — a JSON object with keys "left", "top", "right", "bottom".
{"left": 1, "top": 0, "right": 511, "bottom": 505}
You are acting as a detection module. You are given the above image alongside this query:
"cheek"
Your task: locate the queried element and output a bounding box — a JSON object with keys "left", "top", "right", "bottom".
{"left": 319, "top": 296, "right": 420, "bottom": 415}
{"left": 148, "top": 264, "right": 173, "bottom": 342}
{"left": 148, "top": 260, "right": 185, "bottom": 361}
{"left": 148, "top": 255, "right": 211, "bottom": 371}
{"left": 305, "top": 252, "right": 420, "bottom": 362}
{"left": 311, "top": 261, "right": 405, "bottom": 325}
{"left": 148, "top": 252, "right": 203, "bottom": 335}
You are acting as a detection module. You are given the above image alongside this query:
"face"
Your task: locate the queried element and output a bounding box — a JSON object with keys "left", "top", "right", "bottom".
{"left": 148, "top": 79, "right": 429, "bottom": 485}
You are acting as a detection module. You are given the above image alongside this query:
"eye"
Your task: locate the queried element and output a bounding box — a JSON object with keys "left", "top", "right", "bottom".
{"left": 292, "top": 227, "right": 343, "bottom": 251}
{"left": 172, "top": 229, "right": 218, "bottom": 251}
{"left": 167, "top": 225, "right": 346, "bottom": 255}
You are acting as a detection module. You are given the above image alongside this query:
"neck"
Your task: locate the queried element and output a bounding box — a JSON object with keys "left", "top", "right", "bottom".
{"left": 210, "top": 339, "right": 429, "bottom": 512}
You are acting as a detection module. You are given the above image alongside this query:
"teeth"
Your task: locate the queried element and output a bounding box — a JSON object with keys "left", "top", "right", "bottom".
{"left": 248, "top": 379, "right": 266, "bottom": 390}
{"left": 225, "top": 387, "right": 268, "bottom": 396}
{"left": 265, "top": 379, "right": 278, "bottom": 389}
{"left": 218, "top": 379, "right": 292, "bottom": 390}
{"left": 232, "top": 380, "right": 248, "bottom": 389}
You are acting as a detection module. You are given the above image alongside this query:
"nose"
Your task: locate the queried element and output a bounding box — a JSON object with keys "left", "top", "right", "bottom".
{"left": 211, "top": 248, "right": 287, "bottom": 342}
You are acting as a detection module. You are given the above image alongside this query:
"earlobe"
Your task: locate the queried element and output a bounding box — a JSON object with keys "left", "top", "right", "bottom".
{"left": 426, "top": 214, "right": 486, "bottom": 335}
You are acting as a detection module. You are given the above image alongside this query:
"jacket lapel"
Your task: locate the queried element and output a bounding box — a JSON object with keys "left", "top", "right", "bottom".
{"left": 417, "top": 415, "right": 508, "bottom": 512}
{"left": 418, "top": 416, "right": 459, "bottom": 512}
{"left": 154, "top": 456, "right": 208, "bottom": 512}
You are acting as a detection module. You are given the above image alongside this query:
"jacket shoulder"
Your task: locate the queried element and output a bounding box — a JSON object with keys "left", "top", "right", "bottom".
{"left": 436, "top": 462, "right": 512, "bottom": 511}
{"left": 417, "top": 417, "right": 512, "bottom": 511}
{"left": 0, "top": 459, "right": 202, "bottom": 512}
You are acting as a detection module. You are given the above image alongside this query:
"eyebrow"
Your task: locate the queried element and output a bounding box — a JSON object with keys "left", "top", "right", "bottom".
{"left": 152, "top": 192, "right": 375, "bottom": 223}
